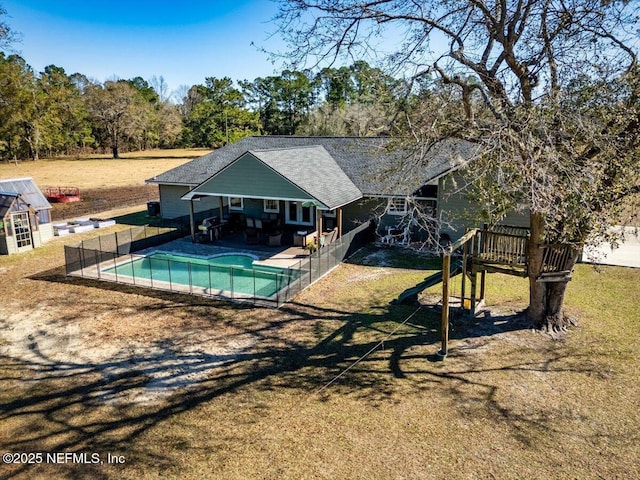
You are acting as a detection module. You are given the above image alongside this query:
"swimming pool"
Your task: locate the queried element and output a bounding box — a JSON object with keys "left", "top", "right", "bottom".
{"left": 104, "top": 252, "right": 299, "bottom": 298}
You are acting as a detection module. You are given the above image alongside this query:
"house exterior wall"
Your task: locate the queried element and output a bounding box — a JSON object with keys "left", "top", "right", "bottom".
{"left": 341, "top": 198, "right": 384, "bottom": 233}
{"left": 191, "top": 154, "right": 314, "bottom": 201}
{"left": 159, "top": 185, "right": 221, "bottom": 219}
{"left": 437, "top": 172, "right": 530, "bottom": 241}
{"left": 238, "top": 198, "right": 267, "bottom": 219}
{"left": 157, "top": 169, "right": 529, "bottom": 242}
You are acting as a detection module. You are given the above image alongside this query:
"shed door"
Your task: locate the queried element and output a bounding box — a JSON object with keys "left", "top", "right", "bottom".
{"left": 12, "top": 212, "right": 33, "bottom": 252}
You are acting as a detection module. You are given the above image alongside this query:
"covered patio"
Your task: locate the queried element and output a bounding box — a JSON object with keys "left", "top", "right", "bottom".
{"left": 180, "top": 146, "right": 363, "bottom": 250}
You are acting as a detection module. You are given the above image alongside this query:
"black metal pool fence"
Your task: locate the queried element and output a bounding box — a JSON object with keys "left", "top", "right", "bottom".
{"left": 64, "top": 222, "right": 375, "bottom": 307}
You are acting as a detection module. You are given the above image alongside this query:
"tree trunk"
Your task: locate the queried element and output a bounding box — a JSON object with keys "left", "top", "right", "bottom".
{"left": 110, "top": 120, "right": 120, "bottom": 159}
{"left": 526, "top": 212, "right": 580, "bottom": 333}
{"left": 111, "top": 132, "right": 120, "bottom": 159}
{"left": 527, "top": 213, "right": 547, "bottom": 324}
{"left": 24, "top": 123, "right": 40, "bottom": 161}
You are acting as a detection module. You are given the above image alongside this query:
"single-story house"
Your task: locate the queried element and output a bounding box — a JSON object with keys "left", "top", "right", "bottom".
{"left": 146, "top": 136, "right": 528, "bottom": 245}
{"left": 0, "top": 177, "right": 54, "bottom": 255}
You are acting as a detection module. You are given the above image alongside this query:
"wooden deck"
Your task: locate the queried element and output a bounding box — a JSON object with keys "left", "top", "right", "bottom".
{"left": 439, "top": 225, "right": 579, "bottom": 358}
{"left": 467, "top": 228, "right": 576, "bottom": 281}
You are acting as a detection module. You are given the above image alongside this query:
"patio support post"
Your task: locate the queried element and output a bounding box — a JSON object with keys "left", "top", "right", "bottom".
{"left": 337, "top": 208, "right": 343, "bottom": 238}
{"left": 218, "top": 196, "right": 224, "bottom": 220}
{"left": 188, "top": 199, "right": 195, "bottom": 242}
{"left": 316, "top": 209, "right": 323, "bottom": 245}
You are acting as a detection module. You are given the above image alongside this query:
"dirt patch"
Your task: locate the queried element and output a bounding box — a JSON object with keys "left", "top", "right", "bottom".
{"left": 359, "top": 248, "right": 394, "bottom": 266}
{"left": 345, "top": 267, "right": 393, "bottom": 283}
{"left": 0, "top": 303, "right": 256, "bottom": 404}
{"left": 51, "top": 185, "right": 159, "bottom": 221}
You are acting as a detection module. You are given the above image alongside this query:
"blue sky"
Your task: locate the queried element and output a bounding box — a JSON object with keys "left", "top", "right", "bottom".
{"left": 3, "top": 0, "right": 285, "bottom": 94}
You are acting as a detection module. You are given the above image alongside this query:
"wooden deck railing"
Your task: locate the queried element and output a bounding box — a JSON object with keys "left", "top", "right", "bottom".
{"left": 449, "top": 226, "right": 576, "bottom": 280}
{"left": 477, "top": 230, "right": 528, "bottom": 266}
{"left": 484, "top": 224, "right": 530, "bottom": 237}
{"left": 540, "top": 244, "right": 578, "bottom": 274}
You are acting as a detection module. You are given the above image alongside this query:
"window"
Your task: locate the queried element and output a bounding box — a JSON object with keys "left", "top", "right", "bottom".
{"left": 301, "top": 205, "right": 312, "bottom": 224}
{"left": 285, "top": 201, "right": 314, "bottom": 226}
{"left": 228, "top": 197, "right": 244, "bottom": 211}
{"left": 263, "top": 199, "right": 279, "bottom": 213}
{"left": 414, "top": 184, "right": 438, "bottom": 199}
{"left": 387, "top": 197, "right": 407, "bottom": 215}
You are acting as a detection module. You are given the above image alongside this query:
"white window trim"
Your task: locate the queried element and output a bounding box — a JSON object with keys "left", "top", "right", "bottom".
{"left": 263, "top": 199, "right": 280, "bottom": 213}
{"left": 285, "top": 201, "right": 314, "bottom": 226}
{"left": 228, "top": 197, "right": 244, "bottom": 211}
{"left": 386, "top": 197, "right": 408, "bottom": 216}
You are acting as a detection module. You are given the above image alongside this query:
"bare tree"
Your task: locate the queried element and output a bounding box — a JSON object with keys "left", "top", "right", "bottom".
{"left": 273, "top": 0, "right": 640, "bottom": 331}
{"left": 149, "top": 75, "right": 169, "bottom": 103}
{"left": 0, "top": 4, "right": 18, "bottom": 52}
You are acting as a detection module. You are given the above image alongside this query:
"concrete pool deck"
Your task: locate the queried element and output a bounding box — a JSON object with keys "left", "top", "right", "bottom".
{"left": 71, "top": 237, "right": 313, "bottom": 305}
{"left": 136, "top": 236, "right": 312, "bottom": 270}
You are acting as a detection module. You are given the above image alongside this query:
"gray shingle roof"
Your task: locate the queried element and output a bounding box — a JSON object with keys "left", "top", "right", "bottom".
{"left": 0, "top": 178, "right": 51, "bottom": 212}
{"left": 147, "top": 136, "right": 471, "bottom": 196}
{"left": 249, "top": 146, "right": 362, "bottom": 209}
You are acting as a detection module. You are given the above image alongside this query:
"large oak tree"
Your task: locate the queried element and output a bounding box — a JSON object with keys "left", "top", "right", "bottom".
{"left": 86, "top": 80, "right": 152, "bottom": 158}
{"left": 273, "top": 0, "right": 640, "bottom": 331}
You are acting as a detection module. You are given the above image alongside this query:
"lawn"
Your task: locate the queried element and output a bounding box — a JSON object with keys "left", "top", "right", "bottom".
{"left": 0, "top": 154, "right": 638, "bottom": 479}
{"left": 0, "top": 234, "right": 638, "bottom": 479}
{"left": 0, "top": 148, "right": 210, "bottom": 221}
{"left": 0, "top": 148, "right": 210, "bottom": 189}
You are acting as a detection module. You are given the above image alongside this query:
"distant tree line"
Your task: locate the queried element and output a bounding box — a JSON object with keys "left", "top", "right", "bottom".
{"left": 0, "top": 54, "right": 181, "bottom": 160}
{"left": 1, "top": 36, "right": 413, "bottom": 159}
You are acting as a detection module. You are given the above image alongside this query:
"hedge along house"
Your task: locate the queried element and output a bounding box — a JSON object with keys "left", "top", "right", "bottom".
{"left": 0, "top": 178, "right": 54, "bottom": 255}
{"left": 147, "top": 136, "right": 528, "bottom": 245}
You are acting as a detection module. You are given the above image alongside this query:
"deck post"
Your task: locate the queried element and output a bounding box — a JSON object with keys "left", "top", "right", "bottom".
{"left": 461, "top": 235, "right": 468, "bottom": 310}
{"left": 438, "top": 251, "right": 451, "bottom": 360}
{"left": 470, "top": 265, "right": 477, "bottom": 314}
{"left": 337, "top": 208, "right": 343, "bottom": 238}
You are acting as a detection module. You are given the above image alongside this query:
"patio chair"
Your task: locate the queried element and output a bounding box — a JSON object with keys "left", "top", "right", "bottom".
{"left": 261, "top": 213, "right": 280, "bottom": 232}
{"left": 323, "top": 228, "right": 338, "bottom": 245}
{"left": 244, "top": 227, "right": 259, "bottom": 244}
{"left": 267, "top": 232, "right": 282, "bottom": 247}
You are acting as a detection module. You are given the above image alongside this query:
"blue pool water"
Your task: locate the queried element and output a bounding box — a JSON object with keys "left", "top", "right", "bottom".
{"left": 104, "top": 252, "right": 298, "bottom": 298}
